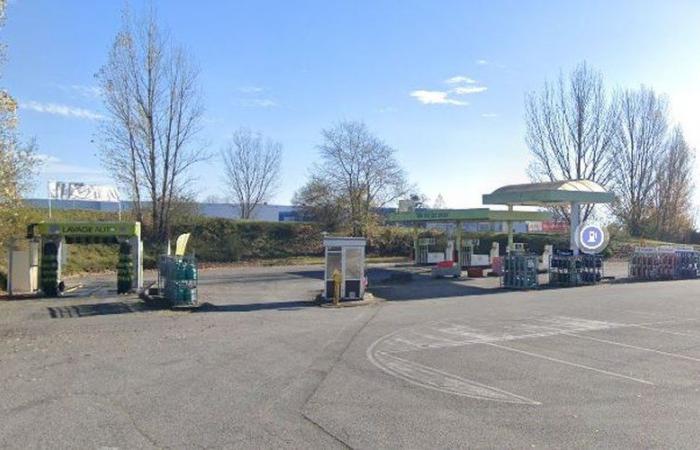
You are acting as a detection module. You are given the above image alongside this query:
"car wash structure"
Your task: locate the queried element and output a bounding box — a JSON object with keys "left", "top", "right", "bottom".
{"left": 387, "top": 208, "right": 551, "bottom": 268}
{"left": 23, "top": 221, "right": 144, "bottom": 297}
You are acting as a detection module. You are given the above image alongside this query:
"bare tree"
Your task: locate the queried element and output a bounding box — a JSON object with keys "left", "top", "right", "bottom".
{"left": 609, "top": 87, "right": 669, "bottom": 236}
{"left": 525, "top": 62, "right": 617, "bottom": 222}
{"left": 652, "top": 126, "right": 695, "bottom": 240}
{"left": 96, "top": 7, "right": 205, "bottom": 240}
{"left": 433, "top": 193, "right": 446, "bottom": 209}
{"left": 302, "top": 120, "right": 410, "bottom": 236}
{"left": 221, "top": 128, "right": 282, "bottom": 219}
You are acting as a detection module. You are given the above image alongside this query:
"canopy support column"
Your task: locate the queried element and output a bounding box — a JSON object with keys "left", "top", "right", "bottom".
{"left": 455, "top": 221, "right": 462, "bottom": 264}
{"left": 507, "top": 205, "right": 514, "bottom": 254}
{"left": 412, "top": 226, "right": 419, "bottom": 265}
{"left": 570, "top": 202, "right": 581, "bottom": 255}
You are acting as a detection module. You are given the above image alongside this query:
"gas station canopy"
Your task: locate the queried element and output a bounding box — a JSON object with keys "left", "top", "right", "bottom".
{"left": 482, "top": 180, "right": 614, "bottom": 206}
{"left": 387, "top": 208, "right": 550, "bottom": 223}
{"left": 483, "top": 179, "right": 615, "bottom": 255}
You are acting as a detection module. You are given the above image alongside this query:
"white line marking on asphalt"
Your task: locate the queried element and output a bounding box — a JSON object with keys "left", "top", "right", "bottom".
{"left": 366, "top": 315, "right": 700, "bottom": 402}
{"left": 381, "top": 317, "right": 629, "bottom": 354}
{"left": 367, "top": 348, "right": 541, "bottom": 405}
{"left": 562, "top": 333, "right": 700, "bottom": 363}
{"left": 635, "top": 317, "right": 700, "bottom": 326}
{"left": 482, "top": 342, "right": 655, "bottom": 386}
{"left": 632, "top": 325, "right": 700, "bottom": 338}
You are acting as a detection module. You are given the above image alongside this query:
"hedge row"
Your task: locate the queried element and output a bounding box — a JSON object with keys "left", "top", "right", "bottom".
{"left": 171, "top": 219, "right": 326, "bottom": 262}
{"left": 171, "top": 219, "right": 576, "bottom": 263}
{"left": 171, "top": 219, "right": 423, "bottom": 262}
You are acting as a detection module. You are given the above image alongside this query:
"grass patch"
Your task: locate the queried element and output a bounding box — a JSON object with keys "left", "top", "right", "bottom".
{"left": 64, "top": 244, "right": 120, "bottom": 275}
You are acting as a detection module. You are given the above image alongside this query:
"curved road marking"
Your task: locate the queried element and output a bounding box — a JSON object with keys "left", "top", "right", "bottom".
{"left": 367, "top": 316, "right": 670, "bottom": 404}
{"left": 367, "top": 339, "right": 541, "bottom": 405}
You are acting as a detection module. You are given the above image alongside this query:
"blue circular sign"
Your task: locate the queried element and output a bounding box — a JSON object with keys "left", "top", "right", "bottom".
{"left": 576, "top": 223, "right": 609, "bottom": 254}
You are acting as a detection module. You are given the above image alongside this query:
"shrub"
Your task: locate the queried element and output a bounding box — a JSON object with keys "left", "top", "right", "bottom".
{"left": 171, "top": 218, "right": 325, "bottom": 262}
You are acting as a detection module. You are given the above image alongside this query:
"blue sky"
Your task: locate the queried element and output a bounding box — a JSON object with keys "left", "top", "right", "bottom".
{"left": 5, "top": 0, "right": 700, "bottom": 208}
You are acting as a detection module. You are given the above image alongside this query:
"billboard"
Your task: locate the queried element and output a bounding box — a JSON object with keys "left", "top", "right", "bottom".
{"left": 48, "top": 181, "right": 120, "bottom": 202}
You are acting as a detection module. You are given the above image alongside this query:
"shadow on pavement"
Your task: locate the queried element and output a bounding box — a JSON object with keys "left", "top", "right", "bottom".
{"left": 371, "top": 281, "right": 501, "bottom": 301}
{"left": 48, "top": 301, "right": 147, "bottom": 318}
{"left": 289, "top": 267, "right": 418, "bottom": 282}
{"left": 368, "top": 267, "right": 504, "bottom": 301}
{"left": 286, "top": 269, "right": 324, "bottom": 280}
{"left": 46, "top": 298, "right": 319, "bottom": 318}
{"left": 201, "top": 271, "right": 322, "bottom": 285}
{"left": 289, "top": 266, "right": 504, "bottom": 302}
{"left": 194, "top": 300, "right": 318, "bottom": 312}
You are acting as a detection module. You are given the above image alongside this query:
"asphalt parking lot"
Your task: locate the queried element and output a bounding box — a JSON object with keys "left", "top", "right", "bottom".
{"left": 2, "top": 262, "right": 700, "bottom": 449}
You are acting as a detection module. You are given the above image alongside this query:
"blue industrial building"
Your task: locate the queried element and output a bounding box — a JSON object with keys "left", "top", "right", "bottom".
{"left": 24, "top": 199, "right": 304, "bottom": 222}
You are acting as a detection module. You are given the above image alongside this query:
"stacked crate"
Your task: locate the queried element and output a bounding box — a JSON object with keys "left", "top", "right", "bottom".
{"left": 159, "top": 255, "right": 198, "bottom": 307}
{"left": 674, "top": 249, "right": 700, "bottom": 279}
{"left": 501, "top": 254, "right": 539, "bottom": 289}
{"left": 549, "top": 254, "right": 603, "bottom": 286}
{"left": 117, "top": 242, "right": 133, "bottom": 294}
{"left": 40, "top": 241, "right": 59, "bottom": 297}
{"left": 629, "top": 247, "right": 699, "bottom": 281}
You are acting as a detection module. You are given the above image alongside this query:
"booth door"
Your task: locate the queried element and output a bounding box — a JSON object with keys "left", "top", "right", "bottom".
{"left": 343, "top": 247, "right": 363, "bottom": 299}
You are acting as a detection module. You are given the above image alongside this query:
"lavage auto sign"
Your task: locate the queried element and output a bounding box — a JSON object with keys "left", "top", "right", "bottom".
{"left": 61, "top": 224, "right": 117, "bottom": 234}
{"left": 576, "top": 223, "right": 609, "bottom": 254}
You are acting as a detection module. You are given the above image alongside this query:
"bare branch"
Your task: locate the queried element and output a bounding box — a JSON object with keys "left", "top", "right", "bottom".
{"left": 96, "top": 7, "right": 205, "bottom": 240}
{"left": 608, "top": 86, "right": 669, "bottom": 236}
{"left": 525, "top": 62, "right": 617, "bottom": 223}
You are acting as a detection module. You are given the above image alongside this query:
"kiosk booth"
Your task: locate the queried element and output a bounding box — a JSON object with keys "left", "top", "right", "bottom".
{"left": 23, "top": 221, "right": 144, "bottom": 296}
{"left": 6, "top": 239, "right": 39, "bottom": 296}
{"left": 323, "top": 237, "right": 366, "bottom": 301}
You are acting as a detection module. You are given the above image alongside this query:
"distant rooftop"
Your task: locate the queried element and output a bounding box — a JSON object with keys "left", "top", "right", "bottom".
{"left": 23, "top": 199, "right": 303, "bottom": 222}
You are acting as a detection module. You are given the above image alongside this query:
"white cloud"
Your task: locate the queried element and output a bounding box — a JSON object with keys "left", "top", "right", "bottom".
{"left": 71, "top": 85, "right": 102, "bottom": 99}
{"left": 20, "top": 100, "right": 105, "bottom": 120}
{"left": 445, "top": 76, "right": 477, "bottom": 85}
{"left": 238, "top": 98, "right": 278, "bottom": 108}
{"left": 410, "top": 90, "right": 467, "bottom": 106}
{"left": 55, "top": 84, "right": 102, "bottom": 99}
{"left": 411, "top": 73, "right": 488, "bottom": 106}
{"left": 481, "top": 113, "right": 499, "bottom": 118}
{"left": 236, "top": 86, "right": 277, "bottom": 107}
{"left": 236, "top": 86, "right": 265, "bottom": 94}
{"left": 476, "top": 59, "right": 488, "bottom": 65}
{"left": 451, "top": 86, "right": 488, "bottom": 95}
